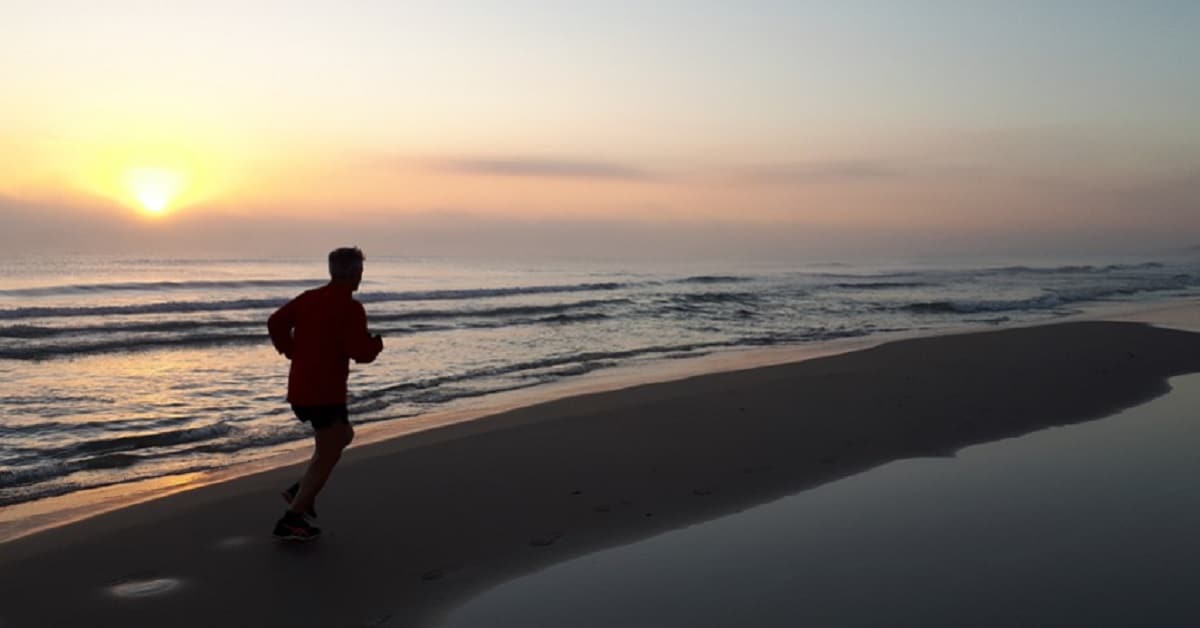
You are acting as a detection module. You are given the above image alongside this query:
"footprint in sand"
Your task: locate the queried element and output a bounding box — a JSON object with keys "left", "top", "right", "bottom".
{"left": 421, "top": 564, "right": 464, "bottom": 582}
{"left": 529, "top": 533, "right": 563, "bottom": 547}
{"left": 107, "top": 576, "right": 184, "bottom": 598}
{"left": 213, "top": 535, "right": 255, "bottom": 549}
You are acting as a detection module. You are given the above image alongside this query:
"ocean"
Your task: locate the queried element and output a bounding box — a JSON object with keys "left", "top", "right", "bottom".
{"left": 1, "top": 254, "right": 1198, "bottom": 508}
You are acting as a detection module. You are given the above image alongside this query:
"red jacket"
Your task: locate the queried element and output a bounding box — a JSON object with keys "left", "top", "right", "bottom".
{"left": 267, "top": 283, "right": 383, "bottom": 406}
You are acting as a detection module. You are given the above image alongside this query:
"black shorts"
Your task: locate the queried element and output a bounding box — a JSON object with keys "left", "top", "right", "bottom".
{"left": 291, "top": 403, "right": 350, "bottom": 430}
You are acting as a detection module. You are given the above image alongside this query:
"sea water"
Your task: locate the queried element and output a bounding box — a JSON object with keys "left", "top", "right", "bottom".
{"left": 1, "top": 254, "right": 1198, "bottom": 508}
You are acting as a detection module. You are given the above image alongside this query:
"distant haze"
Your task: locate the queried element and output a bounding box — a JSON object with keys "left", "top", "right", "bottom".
{"left": 1, "top": 2, "right": 1197, "bottom": 260}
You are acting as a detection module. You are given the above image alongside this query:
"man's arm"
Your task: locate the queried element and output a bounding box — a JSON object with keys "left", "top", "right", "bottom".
{"left": 345, "top": 302, "right": 384, "bottom": 363}
{"left": 267, "top": 298, "right": 299, "bottom": 358}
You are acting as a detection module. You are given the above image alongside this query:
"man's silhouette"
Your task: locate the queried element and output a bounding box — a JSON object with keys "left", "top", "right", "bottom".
{"left": 267, "top": 247, "right": 383, "bottom": 540}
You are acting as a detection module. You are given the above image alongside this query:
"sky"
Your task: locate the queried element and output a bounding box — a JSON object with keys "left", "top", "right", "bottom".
{"left": 1, "top": 1, "right": 1197, "bottom": 259}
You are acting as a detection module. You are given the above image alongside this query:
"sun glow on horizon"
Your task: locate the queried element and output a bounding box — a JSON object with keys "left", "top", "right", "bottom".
{"left": 123, "top": 167, "right": 185, "bottom": 216}
{"left": 62, "top": 133, "right": 234, "bottom": 219}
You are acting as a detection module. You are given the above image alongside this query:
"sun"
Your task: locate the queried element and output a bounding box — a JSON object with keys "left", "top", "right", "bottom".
{"left": 124, "top": 167, "right": 186, "bottom": 215}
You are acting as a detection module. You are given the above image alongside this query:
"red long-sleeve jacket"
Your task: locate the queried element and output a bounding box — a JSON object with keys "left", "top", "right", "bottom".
{"left": 267, "top": 283, "right": 383, "bottom": 406}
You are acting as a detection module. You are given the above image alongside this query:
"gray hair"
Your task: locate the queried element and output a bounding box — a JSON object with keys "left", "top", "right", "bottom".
{"left": 328, "top": 247, "right": 365, "bottom": 280}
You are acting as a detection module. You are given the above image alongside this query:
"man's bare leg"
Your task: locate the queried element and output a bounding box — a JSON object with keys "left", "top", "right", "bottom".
{"left": 290, "top": 422, "right": 353, "bottom": 515}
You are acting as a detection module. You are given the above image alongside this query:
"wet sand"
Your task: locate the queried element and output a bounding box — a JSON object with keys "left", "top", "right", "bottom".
{"left": 436, "top": 377, "right": 1200, "bottom": 628}
{"left": 2, "top": 320, "right": 1200, "bottom": 627}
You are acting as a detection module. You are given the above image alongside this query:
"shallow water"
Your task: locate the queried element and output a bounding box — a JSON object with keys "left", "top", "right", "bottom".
{"left": 439, "top": 374, "right": 1200, "bottom": 628}
{"left": 2, "top": 254, "right": 1198, "bottom": 509}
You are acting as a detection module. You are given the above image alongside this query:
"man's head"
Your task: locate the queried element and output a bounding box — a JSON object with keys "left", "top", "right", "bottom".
{"left": 328, "top": 247, "right": 365, "bottom": 290}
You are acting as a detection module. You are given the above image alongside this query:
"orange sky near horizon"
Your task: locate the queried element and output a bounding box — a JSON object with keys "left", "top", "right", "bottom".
{"left": 1, "top": 2, "right": 1197, "bottom": 257}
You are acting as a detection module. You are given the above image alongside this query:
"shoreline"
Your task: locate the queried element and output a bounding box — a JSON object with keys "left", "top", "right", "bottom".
{"left": 1, "top": 316, "right": 1199, "bottom": 626}
{"left": 0, "top": 328, "right": 889, "bottom": 545}
{"left": 2, "top": 296, "right": 1197, "bottom": 544}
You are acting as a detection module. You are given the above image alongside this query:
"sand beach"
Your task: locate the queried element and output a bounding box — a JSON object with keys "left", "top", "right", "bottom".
{"left": 2, "top": 315, "right": 1200, "bottom": 627}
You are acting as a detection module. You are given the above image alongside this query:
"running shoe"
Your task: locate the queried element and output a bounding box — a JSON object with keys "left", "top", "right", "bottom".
{"left": 272, "top": 511, "right": 321, "bottom": 541}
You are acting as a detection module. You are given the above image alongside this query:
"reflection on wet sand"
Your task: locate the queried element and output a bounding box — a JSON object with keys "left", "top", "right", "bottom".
{"left": 440, "top": 374, "right": 1200, "bottom": 628}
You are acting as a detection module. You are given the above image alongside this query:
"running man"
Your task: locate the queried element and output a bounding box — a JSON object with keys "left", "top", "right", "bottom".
{"left": 267, "top": 247, "right": 383, "bottom": 540}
